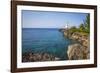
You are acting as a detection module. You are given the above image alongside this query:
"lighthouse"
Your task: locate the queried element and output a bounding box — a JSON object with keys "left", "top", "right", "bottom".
{"left": 65, "top": 25, "right": 68, "bottom": 28}
{"left": 64, "top": 24, "right": 68, "bottom": 29}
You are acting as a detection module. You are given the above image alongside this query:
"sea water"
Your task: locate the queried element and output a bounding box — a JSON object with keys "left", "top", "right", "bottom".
{"left": 22, "top": 28, "right": 74, "bottom": 60}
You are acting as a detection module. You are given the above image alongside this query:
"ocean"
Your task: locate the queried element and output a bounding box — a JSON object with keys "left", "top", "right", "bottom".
{"left": 22, "top": 28, "right": 74, "bottom": 60}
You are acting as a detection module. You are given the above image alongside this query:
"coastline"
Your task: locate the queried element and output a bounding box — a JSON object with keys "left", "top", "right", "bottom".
{"left": 61, "top": 29, "right": 90, "bottom": 60}
{"left": 22, "top": 52, "right": 60, "bottom": 62}
{"left": 22, "top": 28, "right": 90, "bottom": 62}
{"left": 22, "top": 28, "right": 70, "bottom": 62}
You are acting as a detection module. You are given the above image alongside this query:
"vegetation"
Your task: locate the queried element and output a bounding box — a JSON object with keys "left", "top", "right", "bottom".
{"left": 64, "top": 14, "right": 90, "bottom": 60}
{"left": 84, "top": 14, "right": 90, "bottom": 33}
{"left": 68, "top": 14, "right": 90, "bottom": 35}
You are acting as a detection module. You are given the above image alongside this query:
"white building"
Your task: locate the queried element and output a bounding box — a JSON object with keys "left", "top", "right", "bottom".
{"left": 65, "top": 25, "right": 68, "bottom": 28}
{"left": 63, "top": 24, "right": 69, "bottom": 29}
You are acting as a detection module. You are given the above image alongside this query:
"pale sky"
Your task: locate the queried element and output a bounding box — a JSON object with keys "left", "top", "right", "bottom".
{"left": 22, "top": 10, "right": 88, "bottom": 28}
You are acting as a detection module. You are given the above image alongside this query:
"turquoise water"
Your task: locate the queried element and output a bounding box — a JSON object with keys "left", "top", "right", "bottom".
{"left": 22, "top": 28, "right": 74, "bottom": 60}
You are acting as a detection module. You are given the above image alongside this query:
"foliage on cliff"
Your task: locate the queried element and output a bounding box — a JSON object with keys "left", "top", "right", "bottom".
{"left": 63, "top": 14, "right": 90, "bottom": 60}
{"left": 68, "top": 14, "right": 90, "bottom": 35}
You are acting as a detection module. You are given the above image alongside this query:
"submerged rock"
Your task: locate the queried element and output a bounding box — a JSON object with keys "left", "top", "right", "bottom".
{"left": 22, "top": 52, "right": 60, "bottom": 62}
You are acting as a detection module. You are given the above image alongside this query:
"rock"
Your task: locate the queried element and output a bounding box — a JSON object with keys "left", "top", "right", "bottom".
{"left": 82, "top": 39, "right": 89, "bottom": 47}
{"left": 55, "top": 57, "right": 60, "bottom": 60}
{"left": 42, "top": 53, "right": 51, "bottom": 61}
{"left": 67, "top": 44, "right": 89, "bottom": 60}
{"left": 67, "top": 44, "right": 83, "bottom": 60}
{"left": 22, "top": 52, "right": 60, "bottom": 62}
{"left": 60, "top": 29, "right": 90, "bottom": 60}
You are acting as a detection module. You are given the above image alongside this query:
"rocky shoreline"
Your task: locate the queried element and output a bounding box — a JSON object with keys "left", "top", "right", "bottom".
{"left": 62, "top": 29, "right": 90, "bottom": 60}
{"left": 22, "top": 29, "right": 90, "bottom": 62}
{"left": 22, "top": 52, "right": 60, "bottom": 62}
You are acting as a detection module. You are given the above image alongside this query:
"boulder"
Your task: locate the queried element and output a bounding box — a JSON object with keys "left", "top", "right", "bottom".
{"left": 67, "top": 43, "right": 89, "bottom": 60}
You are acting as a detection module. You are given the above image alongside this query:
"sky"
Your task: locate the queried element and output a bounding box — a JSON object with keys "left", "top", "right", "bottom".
{"left": 22, "top": 10, "right": 88, "bottom": 28}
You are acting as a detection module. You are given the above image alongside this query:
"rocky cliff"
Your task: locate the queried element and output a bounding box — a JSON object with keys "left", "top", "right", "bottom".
{"left": 62, "top": 29, "right": 90, "bottom": 60}
{"left": 67, "top": 44, "right": 89, "bottom": 60}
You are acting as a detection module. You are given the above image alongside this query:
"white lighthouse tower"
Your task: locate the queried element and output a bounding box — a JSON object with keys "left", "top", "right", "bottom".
{"left": 64, "top": 22, "right": 69, "bottom": 29}
{"left": 65, "top": 24, "right": 68, "bottom": 28}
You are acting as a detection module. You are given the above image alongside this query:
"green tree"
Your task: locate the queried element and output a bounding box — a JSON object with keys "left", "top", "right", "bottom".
{"left": 70, "top": 26, "right": 77, "bottom": 29}
{"left": 79, "top": 23, "right": 85, "bottom": 31}
{"left": 69, "top": 26, "right": 78, "bottom": 34}
{"left": 84, "top": 14, "right": 90, "bottom": 33}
